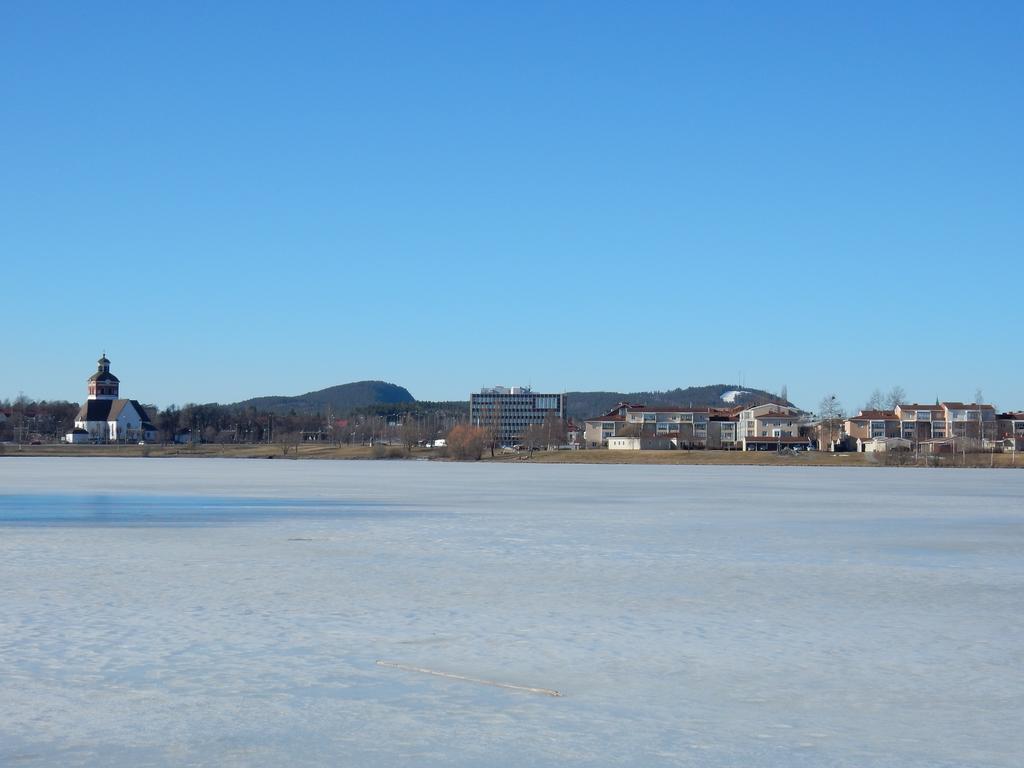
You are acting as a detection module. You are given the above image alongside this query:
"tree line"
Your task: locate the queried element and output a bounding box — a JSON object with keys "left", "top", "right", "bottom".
{"left": 0, "top": 396, "right": 473, "bottom": 448}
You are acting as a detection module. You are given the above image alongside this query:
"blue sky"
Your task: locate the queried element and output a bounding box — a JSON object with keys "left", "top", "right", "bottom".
{"left": 2, "top": 2, "right": 1021, "bottom": 412}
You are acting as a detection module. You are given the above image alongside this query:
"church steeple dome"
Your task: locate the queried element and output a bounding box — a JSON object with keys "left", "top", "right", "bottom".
{"left": 87, "top": 352, "right": 120, "bottom": 400}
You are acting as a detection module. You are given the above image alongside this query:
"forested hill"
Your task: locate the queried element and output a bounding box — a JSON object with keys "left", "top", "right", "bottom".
{"left": 566, "top": 385, "right": 789, "bottom": 422}
{"left": 233, "top": 381, "right": 414, "bottom": 415}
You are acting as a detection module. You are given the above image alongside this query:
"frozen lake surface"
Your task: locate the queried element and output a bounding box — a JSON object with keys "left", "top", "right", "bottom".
{"left": 1, "top": 457, "right": 1022, "bottom": 767}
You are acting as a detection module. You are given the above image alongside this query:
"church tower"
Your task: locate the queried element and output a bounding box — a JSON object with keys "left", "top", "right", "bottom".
{"left": 87, "top": 353, "right": 120, "bottom": 400}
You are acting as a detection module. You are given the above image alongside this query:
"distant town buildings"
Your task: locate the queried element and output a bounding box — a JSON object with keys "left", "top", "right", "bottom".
{"left": 584, "top": 401, "right": 808, "bottom": 451}
{"left": 581, "top": 397, "right": 1023, "bottom": 454}
{"left": 469, "top": 386, "right": 565, "bottom": 447}
{"left": 3, "top": 361, "right": 1019, "bottom": 455}
{"left": 843, "top": 402, "right": 1007, "bottom": 452}
{"left": 66, "top": 354, "right": 156, "bottom": 444}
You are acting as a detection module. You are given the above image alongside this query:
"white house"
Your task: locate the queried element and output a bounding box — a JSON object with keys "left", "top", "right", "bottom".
{"left": 71, "top": 354, "right": 157, "bottom": 443}
{"left": 608, "top": 435, "right": 672, "bottom": 450}
{"left": 859, "top": 436, "right": 913, "bottom": 453}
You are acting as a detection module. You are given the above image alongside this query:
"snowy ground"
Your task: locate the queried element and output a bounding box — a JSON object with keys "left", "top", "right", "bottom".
{"left": 1, "top": 457, "right": 1022, "bottom": 767}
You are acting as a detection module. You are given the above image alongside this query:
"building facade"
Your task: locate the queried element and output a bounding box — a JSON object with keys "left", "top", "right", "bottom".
{"left": 469, "top": 386, "right": 565, "bottom": 447}
{"left": 584, "top": 403, "right": 715, "bottom": 448}
{"left": 69, "top": 354, "right": 157, "bottom": 443}
{"left": 584, "top": 403, "right": 751, "bottom": 449}
{"left": 844, "top": 402, "right": 999, "bottom": 450}
{"left": 734, "top": 403, "right": 807, "bottom": 450}
{"left": 845, "top": 410, "right": 903, "bottom": 442}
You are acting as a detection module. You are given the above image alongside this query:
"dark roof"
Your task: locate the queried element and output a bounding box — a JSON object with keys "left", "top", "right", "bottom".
{"left": 590, "top": 404, "right": 632, "bottom": 420}
{"left": 108, "top": 399, "right": 149, "bottom": 422}
{"left": 88, "top": 371, "right": 120, "bottom": 383}
{"left": 625, "top": 404, "right": 711, "bottom": 413}
{"left": 711, "top": 405, "right": 745, "bottom": 416}
{"left": 588, "top": 399, "right": 738, "bottom": 423}
{"left": 941, "top": 402, "right": 995, "bottom": 410}
{"left": 76, "top": 399, "right": 113, "bottom": 422}
{"left": 76, "top": 399, "right": 148, "bottom": 423}
{"left": 587, "top": 413, "right": 625, "bottom": 423}
{"left": 849, "top": 410, "right": 899, "bottom": 421}
{"left": 108, "top": 400, "right": 129, "bottom": 421}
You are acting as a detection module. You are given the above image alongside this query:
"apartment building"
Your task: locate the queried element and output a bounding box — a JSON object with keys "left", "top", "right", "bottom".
{"left": 469, "top": 386, "right": 565, "bottom": 447}
{"left": 892, "top": 404, "right": 947, "bottom": 441}
{"left": 583, "top": 403, "right": 715, "bottom": 448}
{"left": 736, "top": 403, "right": 802, "bottom": 439}
{"left": 733, "top": 402, "right": 809, "bottom": 451}
{"left": 707, "top": 411, "right": 740, "bottom": 449}
{"left": 845, "top": 402, "right": 999, "bottom": 450}
{"left": 997, "top": 412, "right": 1024, "bottom": 437}
{"left": 997, "top": 412, "right": 1024, "bottom": 449}
{"left": 939, "top": 402, "right": 998, "bottom": 440}
{"left": 845, "top": 410, "right": 903, "bottom": 441}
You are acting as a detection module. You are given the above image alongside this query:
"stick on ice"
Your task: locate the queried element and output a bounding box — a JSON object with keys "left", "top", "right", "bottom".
{"left": 376, "top": 660, "right": 562, "bottom": 697}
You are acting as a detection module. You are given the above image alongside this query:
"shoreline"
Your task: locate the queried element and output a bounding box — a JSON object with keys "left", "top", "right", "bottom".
{"left": 2, "top": 443, "right": 1020, "bottom": 468}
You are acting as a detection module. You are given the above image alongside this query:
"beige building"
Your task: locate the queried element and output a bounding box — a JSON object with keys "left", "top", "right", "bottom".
{"left": 733, "top": 403, "right": 809, "bottom": 451}
{"left": 892, "top": 404, "right": 947, "bottom": 442}
{"left": 939, "top": 402, "right": 997, "bottom": 441}
{"left": 706, "top": 412, "right": 740, "bottom": 449}
{"left": 843, "top": 401, "right": 999, "bottom": 450}
{"left": 892, "top": 402, "right": 997, "bottom": 444}
{"left": 737, "top": 403, "right": 802, "bottom": 439}
{"left": 845, "top": 410, "right": 902, "bottom": 442}
{"left": 584, "top": 403, "right": 715, "bottom": 448}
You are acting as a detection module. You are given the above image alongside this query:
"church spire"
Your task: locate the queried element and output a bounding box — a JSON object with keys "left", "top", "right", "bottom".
{"left": 87, "top": 352, "right": 120, "bottom": 400}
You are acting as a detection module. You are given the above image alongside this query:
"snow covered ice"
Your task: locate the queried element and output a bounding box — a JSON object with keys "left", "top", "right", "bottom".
{"left": 1, "top": 457, "right": 1022, "bottom": 766}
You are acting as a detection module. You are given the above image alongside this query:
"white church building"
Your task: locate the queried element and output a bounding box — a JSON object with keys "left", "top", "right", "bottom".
{"left": 66, "top": 354, "right": 157, "bottom": 444}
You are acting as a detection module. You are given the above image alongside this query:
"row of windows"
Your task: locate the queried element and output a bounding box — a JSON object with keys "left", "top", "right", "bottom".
{"left": 628, "top": 413, "right": 709, "bottom": 423}
{"left": 468, "top": 403, "right": 565, "bottom": 409}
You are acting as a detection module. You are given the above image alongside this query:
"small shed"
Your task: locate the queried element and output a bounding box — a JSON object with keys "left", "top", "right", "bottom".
{"left": 65, "top": 427, "right": 91, "bottom": 444}
{"left": 860, "top": 437, "right": 913, "bottom": 453}
{"left": 608, "top": 436, "right": 672, "bottom": 450}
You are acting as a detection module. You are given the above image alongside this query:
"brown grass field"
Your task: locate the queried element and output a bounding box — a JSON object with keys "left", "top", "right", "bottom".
{"left": 3, "top": 442, "right": 1021, "bottom": 468}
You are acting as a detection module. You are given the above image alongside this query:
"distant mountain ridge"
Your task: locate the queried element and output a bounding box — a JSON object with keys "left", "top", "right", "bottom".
{"left": 233, "top": 381, "right": 414, "bottom": 415}
{"left": 565, "top": 384, "right": 789, "bottom": 422}
{"left": 229, "top": 381, "right": 787, "bottom": 419}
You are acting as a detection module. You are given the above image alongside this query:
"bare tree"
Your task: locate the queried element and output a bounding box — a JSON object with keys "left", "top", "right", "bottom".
{"left": 446, "top": 424, "right": 488, "bottom": 460}
{"left": 865, "top": 389, "right": 885, "bottom": 411}
{"left": 818, "top": 395, "right": 845, "bottom": 451}
{"left": 400, "top": 415, "right": 420, "bottom": 452}
{"left": 478, "top": 398, "right": 503, "bottom": 457}
{"left": 541, "top": 411, "right": 567, "bottom": 449}
{"left": 521, "top": 423, "right": 546, "bottom": 457}
{"left": 974, "top": 388, "right": 985, "bottom": 405}
{"left": 885, "top": 386, "right": 907, "bottom": 410}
